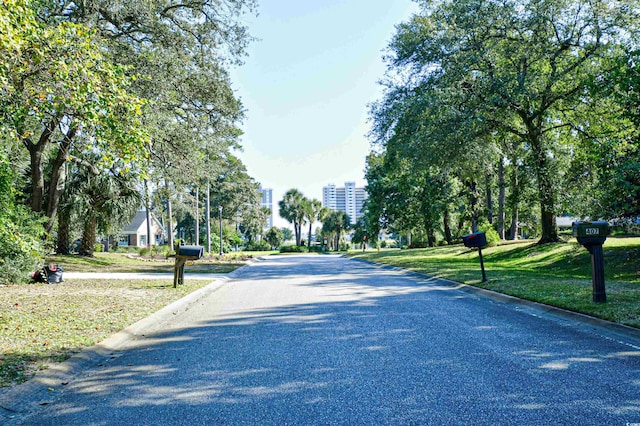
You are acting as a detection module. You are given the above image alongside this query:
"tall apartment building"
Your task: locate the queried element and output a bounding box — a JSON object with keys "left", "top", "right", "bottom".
{"left": 322, "top": 182, "right": 367, "bottom": 225}
{"left": 258, "top": 185, "right": 273, "bottom": 228}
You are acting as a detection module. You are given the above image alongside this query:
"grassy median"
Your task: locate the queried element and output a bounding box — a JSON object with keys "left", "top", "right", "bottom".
{"left": 348, "top": 237, "right": 640, "bottom": 329}
{"left": 0, "top": 252, "right": 248, "bottom": 388}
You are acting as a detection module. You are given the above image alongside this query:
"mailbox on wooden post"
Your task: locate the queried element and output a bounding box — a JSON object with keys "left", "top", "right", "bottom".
{"left": 572, "top": 221, "right": 609, "bottom": 303}
{"left": 174, "top": 245, "right": 204, "bottom": 288}
{"left": 462, "top": 231, "right": 488, "bottom": 282}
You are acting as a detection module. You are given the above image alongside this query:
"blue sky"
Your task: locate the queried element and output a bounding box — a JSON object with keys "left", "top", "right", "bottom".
{"left": 229, "top": 1, "right": 419, "bottom": 226}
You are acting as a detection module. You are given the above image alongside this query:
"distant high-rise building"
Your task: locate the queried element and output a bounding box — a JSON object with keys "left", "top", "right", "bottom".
{"left": 258, "top": 185, "right": 273, "bottom": 228}
{"left": 322, "top": 182, "right": 367, "bottom": 225}
{"left": 322, "top": 185, "right": 337, "bottom": 211}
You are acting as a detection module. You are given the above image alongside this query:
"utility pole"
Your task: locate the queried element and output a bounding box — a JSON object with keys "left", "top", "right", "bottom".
{"left": 206, "top": 179, "right": 211, "bottom": 254}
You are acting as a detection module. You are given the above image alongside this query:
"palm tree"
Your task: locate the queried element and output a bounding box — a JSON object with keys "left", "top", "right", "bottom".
{"left": 61, "top": 154, "right": 141, "bottom": 256}
{"left": 322, "top": 210, "right": 351, "bottom": 251}
{"left": 278, "top": 189, "right": 307, "bottom": 246}
{"left": 303, "top": 198, "right": 326, "bottom": 250}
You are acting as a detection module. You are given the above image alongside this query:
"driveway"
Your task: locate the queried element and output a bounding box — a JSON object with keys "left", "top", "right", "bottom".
{"left": 6, "top": 254, "right": 640, "bottom": 425}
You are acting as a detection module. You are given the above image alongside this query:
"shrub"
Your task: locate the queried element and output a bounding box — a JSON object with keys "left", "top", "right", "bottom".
{"left": 247, "top": 240, "right": 271, "bottom": 251}
{"left": 308, "top": 244, "right": 326, "bottom": 253}
{"left": 138, "top": 247, "right": 150, "bottom": 256}
{"left": 0, "top": 159, "right": 45, "bottom": 284}
{"left": 478, "top": 222, "right": 501, "bottom": 247}
{"left": 280, "top": 245, "right": 307, "bottom": 253}
{"left": 150, "top": 245, "right": 162, "bottom": 258}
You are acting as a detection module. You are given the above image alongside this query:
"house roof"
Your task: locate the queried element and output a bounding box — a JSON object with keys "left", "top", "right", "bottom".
{"left": 123, "top": 210, "right": 165, "bottom": 234}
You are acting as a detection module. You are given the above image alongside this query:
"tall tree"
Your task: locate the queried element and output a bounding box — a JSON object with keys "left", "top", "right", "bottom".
{"left": 279, "top": 189, "right": 307, "bottom": 247}
{"left": 63, "top": 154, "right": 140, "bottom": 256}
{"left": 322, "top": 210, "right": 351, "bottom": 251}
{"left": 265, "top": 227, "right": 284, "bottom": 250}
{"left": 302, "top": 198, "right": 324, "bottom": 250}
{"left": 1, "top": 0, "right": 147, "bottom": 235}
{"left": 385, "top": 0, "right": 638, "bottom": 243}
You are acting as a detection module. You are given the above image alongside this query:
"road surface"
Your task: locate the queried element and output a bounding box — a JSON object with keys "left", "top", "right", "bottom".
{"left": 11, "top": 255, "right": 640, "bottom": 425}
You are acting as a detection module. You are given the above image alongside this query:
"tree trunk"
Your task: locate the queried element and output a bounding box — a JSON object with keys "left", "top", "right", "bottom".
{"left": 24, "top": 116, "right": 60, "bottom": 213}
{"left": 56, "top": 210, "right": 71, "bottom": 255}
{"left": 45, "top": 125, "right": 77, "bottom": 235}
{"left": 497, "top": 157, "right": 506, "bottom": 240}
{"left": 510, "top": 209, "right": 519, "bottom": 240}
{"left": 528, "top": 127, "right": 558, "bottom": 244}
{"left": 298, "top": 223, "right": 303, "bottom": 247}
{"left": 194, "top": 186, "right": 199, "bottom": 246}
{"left": 144, "top": 180, "right": 152, "bottom": 249}
{"left": 426, "top": 228, "right": 436, "bottom": 247}
{"left": 534, "top": 149, "right": 558, "bottom": 243}
{"left": 456, "top": 214, "right": 465, "bottom": 240}
{"left": 79, "top": 213, "right": 96, "bottom": 257}
{"left": 146, "top": 205, "right": 152, "bottom": 249}
{"left": 443, "top": 208, "right": 453, "bottom": 245}
{"left": 206, "top": 179, "right": 211, "bottom": 253}
{"left": 485, "top": 172, "right": 493, "bottom": 225}
{"left": 509, "top": 155, "right": 520, "bottom": 240}
{"left": 165, "top": 179, "right": 174, "bottom": 250}
{"left": 28, "top": 147, "right": 45, "bottom": 213}
{"left": 468, "top": 180, "right": 479, "bottom": 233}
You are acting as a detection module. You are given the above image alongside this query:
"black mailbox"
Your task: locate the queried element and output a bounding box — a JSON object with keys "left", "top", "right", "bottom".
{"left": 461, "top": 231, "right": 488, "bottom": 282}
{"left": 462, "top": 232, "right": 487, "bottom": 248}
{"left": 178, "top": 245, "right": 204, "bottom": 259}
{"left": 174, "top": 245, "right": 204, "bottom": 287}
{"left": 572, "top": 221, "right": 608, "bottom": 303}
{"left": 572, "top": 221, "right": 608, "bottom": 246}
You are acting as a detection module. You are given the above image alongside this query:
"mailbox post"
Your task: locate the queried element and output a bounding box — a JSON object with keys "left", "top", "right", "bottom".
{"left": 462, "top": 231, "right": 488, "bottom": 282}
{"left": 174, "top": 245, "right": 204, "bottom": 288}
{"left": 572, "top": 221, "right": 609, "bottom": 303}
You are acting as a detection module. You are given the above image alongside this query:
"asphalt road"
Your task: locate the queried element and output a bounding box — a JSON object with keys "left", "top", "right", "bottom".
{"left": 11, "top": 254, "right": 640, "bottom": 425}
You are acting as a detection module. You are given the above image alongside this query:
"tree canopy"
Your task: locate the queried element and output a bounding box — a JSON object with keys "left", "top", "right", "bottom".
{"left": 0, "top": 0, "right": 259, "bottom": 276}
{"left": 366, "top": 0, "right": 640, "bottom": 245}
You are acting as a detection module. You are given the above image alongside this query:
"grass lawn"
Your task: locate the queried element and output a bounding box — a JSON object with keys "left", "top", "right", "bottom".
{"left": 44, "top": 251, "right": 259, "bottom": 274}
{"left": 348, "top": 237, "right": 640, "bottom": 329}
{"left": 0, "top": 251, "right": 263, "bottom": 388}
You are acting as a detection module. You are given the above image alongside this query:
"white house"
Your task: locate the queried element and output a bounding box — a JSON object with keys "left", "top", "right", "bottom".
{"left": 120, "top": 210, "right": 166, "bottom": 247}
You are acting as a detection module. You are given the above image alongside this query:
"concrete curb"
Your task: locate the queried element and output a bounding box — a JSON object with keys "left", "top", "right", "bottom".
{"left": 0, "top": 264, "right": 250, "bottom": 424}
{"left": 348, "top": 256, "right": 640, "bottom": 346}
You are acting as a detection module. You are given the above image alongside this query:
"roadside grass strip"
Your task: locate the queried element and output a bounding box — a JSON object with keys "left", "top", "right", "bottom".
{"left": 349, "top": 237, "right": 640, "bottom": 329}
{"left": 0, "top": 279, "right": 211, "bottom": 388}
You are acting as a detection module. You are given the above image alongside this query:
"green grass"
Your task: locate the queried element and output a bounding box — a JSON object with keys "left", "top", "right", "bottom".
{"left": 0, "top": 251, "right": 261, "bottom": 388}
{"left": 0, "top": 279, "right": 213, "bottom": 387}
{"left": 45, "top": 252, "right": 254, "bottom": 274}
{"left": 349, "top": 237, "right": 640, "bottom": 328}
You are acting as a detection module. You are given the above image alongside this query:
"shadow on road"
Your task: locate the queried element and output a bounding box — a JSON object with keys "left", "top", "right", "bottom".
{"left": 18, "top": 255, "right": 640, "bottom": 425}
